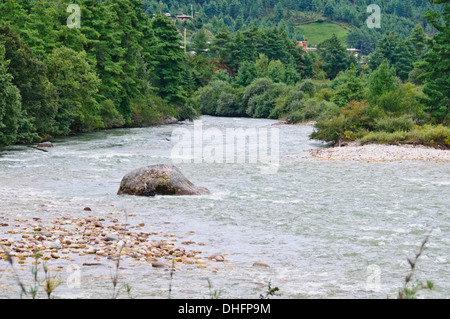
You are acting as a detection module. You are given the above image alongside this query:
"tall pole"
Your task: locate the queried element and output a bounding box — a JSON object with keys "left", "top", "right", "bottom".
{"left": 184, "top": 27, "right": 187, "bottom": 53}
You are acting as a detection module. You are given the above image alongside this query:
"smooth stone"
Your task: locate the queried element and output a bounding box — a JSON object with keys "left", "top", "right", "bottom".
{"left": 117, "top": 164, "right": 210, "bottom": 196}
{"left": 152, "top": 262, "right": 167, "bottom": 268}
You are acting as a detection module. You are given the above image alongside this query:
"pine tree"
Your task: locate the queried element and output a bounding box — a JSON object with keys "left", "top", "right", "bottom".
{"left": 193, "top": 28, "right": 209, "bottom": 53}
{"left": 369, "top": 32, "right": 416, "bottom": 81}
{"left": 234, "top": 61, "right": 257, "bottom": 87}
{"left": 318, "top": 33, "right": 351, "bottom": 79}
{"left": 273, "top": 3, "right": 285, "bottom": 23}
{"left": 151, "top": 13, "right": 187, "bottom": 104}
{"left": 421, "top": 0, "right": 450, "bottom": 123}
{"left": 210, "top": 25, "right": 233, "bottom": 63}
{"left": 255, "top": 53, "right": 270, "bottom": 78}
{"left": 408, "top": 24, "right": 428, "bottom": 60}
{"left": 79, "top": 0, "right": 126, "bottom": 116}
{"left": 368, "top": 59, "right": 398, "bottom": 105}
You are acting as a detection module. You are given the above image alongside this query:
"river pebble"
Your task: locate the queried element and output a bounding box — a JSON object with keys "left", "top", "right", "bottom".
{"left": 0, "top": 214, "right": 221, "bottom": 272}
{"left": 306, "top": 143, "right": 450, "bottom": 162}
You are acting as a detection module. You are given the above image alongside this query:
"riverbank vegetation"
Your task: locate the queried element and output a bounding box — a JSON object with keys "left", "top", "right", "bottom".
{"left": 0, "top": 0, "right": 199, "bottom": 146}
{"left": 192, "top": 0, "right": 449, "bottom": 148}
{"left": 0, "top": 0, "right": 449, "bottom": 148}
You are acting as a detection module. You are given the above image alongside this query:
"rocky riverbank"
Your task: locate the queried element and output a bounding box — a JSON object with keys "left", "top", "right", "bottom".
{"left": 0, "top": 214, "right": 226, "bottom": 270}
{"left": 306, "top": 143, "right": 450, "bottom": 162}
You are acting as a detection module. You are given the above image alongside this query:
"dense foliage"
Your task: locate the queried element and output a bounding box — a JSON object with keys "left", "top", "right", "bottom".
{"left": 143, "top": 0, "right": 440, "bottom": 55}
{"left": 0, "top": 0, "right": 448, "bottom": 149}
{"left": 0, "top": 0, "right": 200, "bottom": 146}
{"left": 191, "top": 0, "right": 449, "bottom": 148}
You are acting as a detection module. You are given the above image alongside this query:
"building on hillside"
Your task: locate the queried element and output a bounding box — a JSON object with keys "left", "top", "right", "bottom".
{"left": 297, "top": 40, "right": 361, "bottom": 57}
{"left": 177, "top": 14, "right": 192, "bottom": 21}
{"left": 296, "top": 41, "right": 308, "bottom": 51}
{"left": 346, "top": 48, "right": 361, "bottom": 58}
{"left": 296, "top": 41, "right": 317, "bottom": 52}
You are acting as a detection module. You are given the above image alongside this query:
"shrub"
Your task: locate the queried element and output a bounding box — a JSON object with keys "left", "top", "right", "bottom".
{"left": 310, "top": 115, "right": 347, "bottom": 143}
{"left": 130, "top": 94, "right": 175, "bottom": 126}
{"left": 130, "top": 99, "right": 160, "bottom": 127}
{"left": 297, "top": 79, "right": 316, "bottom": 97}
{"left": 270, "top": 87, "right": 306, "bottom": 119}
{"left": 409, "top": 125, "right": 450, "bottom": 147}
{"left": 242, "top": 78, "right": 276, "bottom": 117}
{"left": 248, "top": 83, "right": 286, "bottom": 118}
{"left": 196, "top": 80, "right": 230, "bottom": 115}
{"left": 314, "top": 88, "right": 334, "bottom": 102}
{"left": 286, "top": 111, "right": 304, "bottom": 124}
{"left": 176, "top": 99, "right": 199, "bottom": 121}
{"left": 216, "top": 91, "right": 240, "bottom": 116}
{"left": 287, "top": 100, "right": 339, "bottom": 123}
{"left": 360, "top": 131, "right": 409, "bottom": 145}
{"left": 310, "top": 100, "right": 373, "bottom": 143}
{"left": 360, "top": 125, "right": 450, "bottom": 147}
{"left": 211, "top": 69, "right": 231, "bottom": 83}
{"left": 101, "top": 99, "right": 126, "bottom": 129}
{"left": 377, "top": 89, "right": 409, "bottom": 114}
{"left": 340, "top": 100, "right": 373, "bottom": 131}
{"left": 375, "top": 115, "right": 415, "bottom": 133}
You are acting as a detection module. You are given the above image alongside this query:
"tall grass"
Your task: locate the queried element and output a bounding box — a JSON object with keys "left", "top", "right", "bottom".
{"left": 360, "top": 125, "right": 450, "bottom": 148}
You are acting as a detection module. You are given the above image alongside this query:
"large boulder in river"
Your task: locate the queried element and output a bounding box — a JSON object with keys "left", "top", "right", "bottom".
{"left": 117, "top": 164, "right": 210, "bottom": 196}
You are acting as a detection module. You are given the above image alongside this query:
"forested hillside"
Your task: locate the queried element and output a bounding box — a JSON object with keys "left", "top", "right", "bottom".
{"left": 143, "top": 0, "right": 440, "bottom": 54}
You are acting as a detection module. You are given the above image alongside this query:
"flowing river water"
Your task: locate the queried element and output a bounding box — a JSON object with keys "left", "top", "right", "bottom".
{"left": 0, "top": 116, "right": 448, "bottom": 299}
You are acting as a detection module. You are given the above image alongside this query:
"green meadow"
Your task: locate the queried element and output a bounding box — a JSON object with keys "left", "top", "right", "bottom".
{"left": 297, "top": 22, "right": 349, "bottom": 46}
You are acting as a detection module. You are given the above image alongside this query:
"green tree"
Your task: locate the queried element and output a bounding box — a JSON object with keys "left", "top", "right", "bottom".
{"left": 47, "top": 47, "right": 102, "bottom": 134}
{"left": 0, "top": 44, "right": 23, "bottom": 146}
{"left": 421, "top": 0, "right": 450, "bottom": 123}
{"left": 78, "top": 0, "right": 126, "bottom": 117}
{"left": 0, "top": 24, "right": 58, "bottom": 138}
{"left": 193, "top": 28, "right": 209, "bottom": 53}
{"left": 151, "top": 13, "right": 187, "bottom": 104}
{"left": 273, "top": 3, "right": 285, "bottom": 23}
{"left": 332, "top": 64, "right": 366, "bottom": 107}
{"left": 210, "top": 25, "right": 232, "bottom": 63}
{"left": 369, "top": 32, "right": 416, "bottom": 81}
{"left": 267, "top": 59, "right": 286, "bottom": 83}
{"left": 318, "top": 34, "right": 352, "bottom": 79}
{"left": 255, "top": 53, "right": 270, "bottom": 78}
{"left": 242, "top": 77, "right": 276, "bottom": 116}
{"left": 196, "top": 80, "right": 231, "bottom": 115}
{"left": 408, "top": 24, "right": 428, "bottom": 60}
{"left": 368, "top": 59, "right": 398, "bottom": 105}
{"left": 234, "top": 61, "right": 257, "bottom": 87}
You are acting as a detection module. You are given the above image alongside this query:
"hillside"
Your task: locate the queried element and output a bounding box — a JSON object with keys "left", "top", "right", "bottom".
{"left": 143, "top": 0, "right": 440, "bottom": 54}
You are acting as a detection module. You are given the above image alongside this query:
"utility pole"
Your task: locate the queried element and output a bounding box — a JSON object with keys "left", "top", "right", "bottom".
{"left": 184, "top": 27, "right": 187, "bottom": 53}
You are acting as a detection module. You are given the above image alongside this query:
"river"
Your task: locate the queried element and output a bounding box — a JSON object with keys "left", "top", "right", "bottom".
{"left": 0, "top": 116, "right": 448, "bottom": 299}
